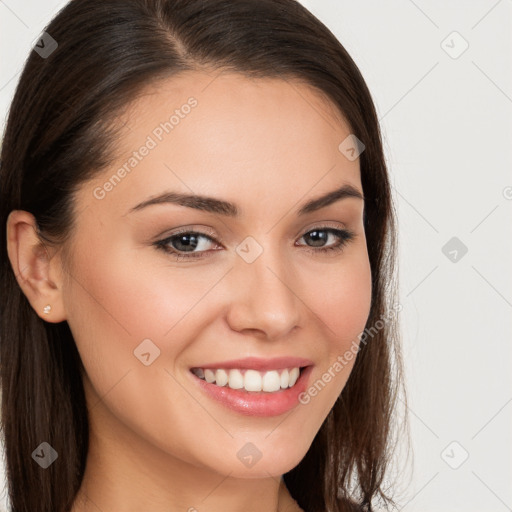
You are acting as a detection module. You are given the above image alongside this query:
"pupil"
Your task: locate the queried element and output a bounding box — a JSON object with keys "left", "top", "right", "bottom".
{"left": 307, "top": 230, "right": 327, "bottom": 247}
{"left": 175, "top": 234, "right": 198, "bottom": 251}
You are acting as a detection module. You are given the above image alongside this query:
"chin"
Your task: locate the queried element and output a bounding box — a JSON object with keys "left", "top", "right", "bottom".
{"left": 208, "top": 441, "right": 311, "bottom": 480}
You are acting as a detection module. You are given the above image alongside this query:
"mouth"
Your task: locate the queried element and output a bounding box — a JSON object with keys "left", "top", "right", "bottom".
{"left": 190, "top": 366, "right": 305, "bottom": 393}
{"left": 188, "top": 360, "right": 314, "bottom": 417}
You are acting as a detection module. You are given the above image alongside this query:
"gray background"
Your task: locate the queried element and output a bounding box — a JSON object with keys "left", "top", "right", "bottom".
{"left": 1, "top": 1, "right": 511, "bottom": 510}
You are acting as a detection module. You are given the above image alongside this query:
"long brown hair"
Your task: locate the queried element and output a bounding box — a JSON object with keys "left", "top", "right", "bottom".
{"left": 0, "top": 1, "right": 407, "bottom": 511}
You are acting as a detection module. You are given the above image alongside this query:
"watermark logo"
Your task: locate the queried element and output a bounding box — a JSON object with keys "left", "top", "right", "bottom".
{"left": 338, "top": 134, "right": 365, "bottom": 161}
{"left": 236, "top": 442, "right": 262, "bottom": 468}
{"left": 441, "top": 31, "right": 469, "bottom": 60}
{"left": 441, "top": 236, "right": 468, "bottom": 263}
{"left": 32, "top": 442, "right": 58, "bottom": 469}
{"left": 134, "top": 338, "right": 161, "bottom": 366}
{"left": 502, "top": 186, "right": 512, "bottom": 200}
{"left": 236, "top": 236, "right": 264, "bottom": 263}
{"left": 33, "top": 32, "right": 58, "bottom": 59}
{"left": 441, "top": 441, "right": 469, "bottom": 469}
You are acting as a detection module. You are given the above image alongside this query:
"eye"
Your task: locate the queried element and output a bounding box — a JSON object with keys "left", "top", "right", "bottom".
{"left": 154, "top": 229, "right": 220, "bottom": 260}
{"left": 153, "top": 225, "right": 356, "bottom": 261}
{"left": 296, "top": 226, "right": 355, "bottom": 255}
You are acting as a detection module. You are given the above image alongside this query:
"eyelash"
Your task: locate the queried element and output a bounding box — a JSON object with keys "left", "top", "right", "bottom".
{"left": 153, "top": 225, "right": 356, "bottom": 261}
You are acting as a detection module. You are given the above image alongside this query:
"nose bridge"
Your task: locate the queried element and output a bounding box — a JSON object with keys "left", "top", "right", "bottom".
{"left": 226, "top": 235, "right": 301, "bottom": 338}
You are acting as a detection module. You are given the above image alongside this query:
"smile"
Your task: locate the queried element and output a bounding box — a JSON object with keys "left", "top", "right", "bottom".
{"left": 188, "top": 356, "right": 314, "bottom": 416}
{"left": 191, "top": 367, "right": 302, "bottom": 393}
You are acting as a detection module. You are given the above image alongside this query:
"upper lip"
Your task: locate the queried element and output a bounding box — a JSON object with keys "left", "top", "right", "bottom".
{"left": 190, "top": 356, "right": 314, "bottom": 372}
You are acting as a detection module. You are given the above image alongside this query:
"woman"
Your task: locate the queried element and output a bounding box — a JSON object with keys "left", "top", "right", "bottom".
{"left": 0, "top": 1, "right": 406, "bottom": 511}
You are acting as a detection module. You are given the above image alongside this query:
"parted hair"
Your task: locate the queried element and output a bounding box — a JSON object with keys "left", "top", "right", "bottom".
{"left": 0, "top": 1, "right": 407, "bottom": 511}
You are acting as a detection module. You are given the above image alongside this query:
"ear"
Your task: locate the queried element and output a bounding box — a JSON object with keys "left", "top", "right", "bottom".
{"left": 6, "top": 210, "right": 67, "bottom": 323}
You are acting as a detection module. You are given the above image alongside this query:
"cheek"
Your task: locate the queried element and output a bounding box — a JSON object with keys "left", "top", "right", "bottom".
{"left": 313, "top": 252, "right": 372, "bottom": 351}
{"left": 62, "top": 244, "right": 151, "bottom": 380}
{"left": 65, "top": 242, "right": 220, "bottom": 345}
{"left": 63, "top": 242, "right": 233, "bottom": 410}
{"left": 63, "top": 247, "right": 229, "bottom": 465}
{"left": 298, "top": 250, "right": 372, "bottom": 410}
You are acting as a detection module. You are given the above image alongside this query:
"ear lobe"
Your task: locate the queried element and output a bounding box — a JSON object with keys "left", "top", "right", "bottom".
{"left": 6, "top": 210, "right": 67, "bottom": 323}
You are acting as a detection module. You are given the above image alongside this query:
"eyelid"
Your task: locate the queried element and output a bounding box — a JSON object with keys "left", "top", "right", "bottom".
{"left": 155, "top": 221, "right": 354, "bottom": 259}
{"left": 158, "top": 221, "right": 349, "bottom": 246}
{"left": 157, "top": 225, "right": 226, "bottom": 247}
{"left": 291, "top": 219, "right": 348, "bottom": 241}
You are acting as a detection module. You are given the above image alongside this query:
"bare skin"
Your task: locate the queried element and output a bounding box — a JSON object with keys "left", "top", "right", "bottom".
{"left": 7, "top": 70, "right": 372, "bottom": 512}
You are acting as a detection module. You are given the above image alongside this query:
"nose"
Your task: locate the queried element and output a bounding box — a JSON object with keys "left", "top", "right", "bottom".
{"left": 225, "top": 244, "right": 302, "bottom": 340}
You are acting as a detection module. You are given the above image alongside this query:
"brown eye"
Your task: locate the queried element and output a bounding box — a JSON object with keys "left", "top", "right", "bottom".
{"left": 153, "top": 226, "right": 355, "bottom": 262}
{"left": 154, "top": 230, "right": 221, "bottom": 260}
{"left": 297, "top": 227, "right": 355, "bottom": 254}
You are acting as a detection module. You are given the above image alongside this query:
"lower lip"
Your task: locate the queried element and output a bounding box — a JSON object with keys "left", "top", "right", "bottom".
{"left": 190, "top": 366, "right": 313, "bottom": 417}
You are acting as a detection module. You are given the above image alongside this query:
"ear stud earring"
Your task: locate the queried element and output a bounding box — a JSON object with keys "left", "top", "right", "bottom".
{"left": 43, "top": 304, "right": 52, "bottom": 315}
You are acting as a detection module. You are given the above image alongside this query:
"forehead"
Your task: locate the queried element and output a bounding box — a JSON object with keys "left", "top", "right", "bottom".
{"left": 119, "top": 69, "right": 350, "bottom": 131}
{"left": 82, "top": 71, "right": 362, "bottom": 217}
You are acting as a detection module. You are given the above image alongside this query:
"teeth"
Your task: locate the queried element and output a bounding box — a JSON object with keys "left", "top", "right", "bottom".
{"left": 215, "top": 369, "right": 229, "bottom": 387}
{"left": 204, "top": 369, "right": 215, "bottom": 383}
{"left": 280, "top": 369, "right": 289, "bottom": 389}
{"left": 228, "top": 369, "right": 244, "bottom": 389}
{"left": 288, "top": 367, "right": 300, "bottom": 387}
{"left": 192, "top": 366, "right": 303, "bottom": 392}
{"left": 244, "top": 370, "right": 262, "bottom": 391}
{"left": 262, "top": 370, "right": 281, "bottom": 392}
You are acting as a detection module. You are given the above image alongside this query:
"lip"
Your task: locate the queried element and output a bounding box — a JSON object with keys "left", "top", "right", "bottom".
{"left": 189, "top": 364, "right": 314, "bottom": 417}
{"left": 190, "top": 356, "right": 314, "bottom": 372}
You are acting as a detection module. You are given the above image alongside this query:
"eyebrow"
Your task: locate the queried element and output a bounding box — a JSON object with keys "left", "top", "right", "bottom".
{"left": 127, "top": 183, "right": 364, "bottom": 217}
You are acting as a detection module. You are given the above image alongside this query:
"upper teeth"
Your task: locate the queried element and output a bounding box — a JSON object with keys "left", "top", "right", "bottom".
{"left": 191, "top": 367, "right": 301, "bottom": 392}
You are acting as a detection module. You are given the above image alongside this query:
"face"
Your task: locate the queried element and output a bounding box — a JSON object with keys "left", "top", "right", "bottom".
{"left": 60, "top": 71, "right": 372, "bottom": 478}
